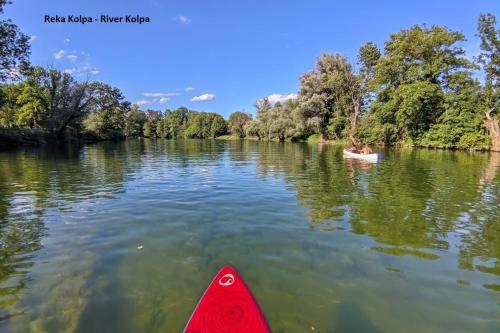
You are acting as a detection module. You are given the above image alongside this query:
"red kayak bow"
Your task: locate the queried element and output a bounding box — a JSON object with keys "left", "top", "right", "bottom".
{"left": 184, "top": 265, "right": 271, "bottom": 333}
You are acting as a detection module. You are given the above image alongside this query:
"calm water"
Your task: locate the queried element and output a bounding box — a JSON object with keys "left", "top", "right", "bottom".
{"left": 0, "top": 139, "right": 499, "bottom": 333}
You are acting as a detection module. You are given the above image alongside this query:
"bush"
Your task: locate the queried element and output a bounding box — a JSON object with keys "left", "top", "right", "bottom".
{"left": 457, "top": 132, "right": 490, "bottom": 150}
{"left": 0, "top": 128, "right": 44, "bottom": 147}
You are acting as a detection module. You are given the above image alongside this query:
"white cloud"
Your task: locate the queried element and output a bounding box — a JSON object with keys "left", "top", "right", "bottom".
{"left": 67, "top": 54, "right": 78, "bottom": 62}
{"left": 143, "top": 92, "right": 180, "bottom": 98}
{"left": 63, "top": 63, "right": 99, "bottom": 76}
{"left": 185, "top": 87, "right": 195, "bottom": 92}
{"left": 136, "top": 100, "right": 152, "bottom": 106}
{"left": 79, "top": 64, "right": 99, "bottom": 75}
{"left": 159, "top": 97, "right": 169, "bottom": 103}
{"left": 191, "top": 93, "right": 216, "bottom": 102}
{"left": 63, "top": 38, "right": 71, "bottom": 43}
{"left": 267, "top": 93, "right": 298, "bottom": 104}
{"left": 29, "top": 35, "right": 37, "bottom": 43}
{"left": 176, "top": 15, "right": 191, "bottom": 24}
{"left": 54, "top": 50, "right": 66, "bottom": 60}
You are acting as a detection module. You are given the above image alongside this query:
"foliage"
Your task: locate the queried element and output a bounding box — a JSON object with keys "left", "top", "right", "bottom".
{"left": 0, "top": 83, "right": 20, "bottom": 126}
{"left": 297, "top": 53, "right": 354, "bottom": 139}
{"left": 124, "top": 105, "right": 146, "bottom": 138}
{"left": 143, "top": 120, "right": 152, "bottom": 138}
{"left": 477, "top": 13, "right": 500, "bottom": 89}
{"left": 228, "top": 111, "right": 252, "bottom": 138}
{"left": 183, "top": 111, "right": 227, "bottom": 139}
{"left": 244, "top": 120, "right": 260, "bottom": 138}
{"left": 15, "top": 67, "right": 47, "bottom": 127}
{"left": 0, "top": 12, "right": 498, "bottom": 150}
{"left": 162, "top": 107, "right": 187, "bottom": 139}
{"left": 0, "top": 0, "right": 30, "bottom": 81}
{"left": 364, "top": 25, "right": 475, "bottom": 144}
{"left": 476, "top": 13, "right": 500, "bottom": 151}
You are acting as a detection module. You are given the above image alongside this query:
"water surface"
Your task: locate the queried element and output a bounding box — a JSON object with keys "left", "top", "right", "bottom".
{"left": 0, "top": 139, "right": 499, "bottom": 332}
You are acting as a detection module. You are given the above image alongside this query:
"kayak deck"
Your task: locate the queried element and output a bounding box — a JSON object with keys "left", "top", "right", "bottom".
{"left": 184, "top": 265, "right": 271, "bottom": 333}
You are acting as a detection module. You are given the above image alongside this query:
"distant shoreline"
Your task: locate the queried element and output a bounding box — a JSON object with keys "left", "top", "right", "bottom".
{"left": 1, "top": 129, "right": 493, "bottom": 152}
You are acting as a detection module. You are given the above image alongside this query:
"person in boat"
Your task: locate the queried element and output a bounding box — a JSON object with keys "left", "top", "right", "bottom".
{"left": 361, "top": 144, "right": 373, "bottom": 154}
{"left": 348, "top": 145, "right": 357, "bottom": 153}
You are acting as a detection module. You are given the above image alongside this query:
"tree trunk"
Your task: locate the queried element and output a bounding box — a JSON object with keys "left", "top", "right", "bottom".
{"left": 484, "top": 108, "right": 500, "bottom": 152}
{"left": 349, "top": 98, "right": 360, "bottom": 146}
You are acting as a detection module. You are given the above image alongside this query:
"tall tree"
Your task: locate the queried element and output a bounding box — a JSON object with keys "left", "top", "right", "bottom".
{"left": 254, "top": 97, "right": 272, "bottom": 138}
{"left": 0, "top": 0, "right": 30, "bottom": 81}
{"left": 144, "top": 109, "right": 161, "bottom": 138}
{"left": 298, "top": 53, "right": 368, "bottom": 142}
{"left": 228, "top": 111, "right": 252, "bottom": 138}
{"left": 163, "top": 107, "right": 188, "bottom": 138}
{"left": 477, "top": 13, "right": 500, "bottom": 151}
{"left": 124, "top": 104, "right": 146, "bottom": 137}
{"left": 15, "top": 67, "right": 47, "bottom": 127}
{"left": 82, "top": 82, "right": 125, "bottom": 137}
{"left": 0, "top": 83, "right": 21, "bottom": 126}
{"left": 366, "top": 25, "right": 474, "bottom": 144}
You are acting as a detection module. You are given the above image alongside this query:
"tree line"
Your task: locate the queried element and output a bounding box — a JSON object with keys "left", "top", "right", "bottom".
{"left": 236, "top": 13, "right": 499, "bottom": 151}
{"left": 0, "top": 0, "right": 498, "bottom": 150}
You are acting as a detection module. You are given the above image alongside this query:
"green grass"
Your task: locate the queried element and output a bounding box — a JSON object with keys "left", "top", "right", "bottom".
{"left": 307, "top": 134, "right": 320, "bottom": 144}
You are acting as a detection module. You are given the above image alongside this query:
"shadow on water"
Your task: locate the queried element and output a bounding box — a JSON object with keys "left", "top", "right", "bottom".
{"left": 252, "top": 144, "right": 500, "bottom": 280}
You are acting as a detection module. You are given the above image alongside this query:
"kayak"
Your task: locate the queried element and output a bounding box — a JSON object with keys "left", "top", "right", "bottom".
{"left": 184, "top": 265, "right": 271, "bottom": 333}
{"left": 343, "top": 148, "right": 379, "bottom": 162}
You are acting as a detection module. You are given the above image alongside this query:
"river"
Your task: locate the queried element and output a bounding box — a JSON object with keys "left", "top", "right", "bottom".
{"left": 0, "top": 139, "right": 499, "bottom": 332}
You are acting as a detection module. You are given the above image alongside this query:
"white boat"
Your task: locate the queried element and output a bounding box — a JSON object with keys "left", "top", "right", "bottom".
{"left": 343, "top": 149, "right": 379, "bottom": 162}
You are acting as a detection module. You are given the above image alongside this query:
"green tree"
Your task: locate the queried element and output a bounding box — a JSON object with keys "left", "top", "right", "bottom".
{"left": 244, "top": 120, "right": 260, "bottom": 138}
{"left": 124, "top": 105, "right": 146, "bottom": 137}
{"left": 16, "top": 67, "right": 47, "bottom": 127}
{"left": 0, "top": 83, "right": 21, "bottom": 127}
{"left": 477, "top": 13, "right": 500, "bottom": 89}
{"left": 0, "top": 0, "right": 30, "bottom": 81}
{"left": 476, "top": 13, "right": 500, "bottom": 151}
{"left": 164, "top": 107, "right": 188, "bottom": 139}
{"left": 254, "top": 97, "right": 272, "bottom": 138}
{"left": 183, "top": 111, "right": 227, "bottom": 138}
{"left": 145, "top": 110, "right": 161, "bottom": 138}
{"left": 156, "top": 117, "right": 166, "bottom": 138}
{"left": 143, "top": 120, "right": 152, "bottom": 138}
{"left": 82, "top": 82, "right": 125, "bottom": 138}
{"left": 420, "top": 72, "right": 489, "bottom": 149}
{"left": 228, "top": 111, "right": 252, "bottom": 138}
{"left": 297, "top": 53, "right": 365, "bottom": 141}
{"left": 208, "top": 112, "right": 226, "bottom": 138}
{"left": 365, "top": 25, "right": 474, "bottom": 144}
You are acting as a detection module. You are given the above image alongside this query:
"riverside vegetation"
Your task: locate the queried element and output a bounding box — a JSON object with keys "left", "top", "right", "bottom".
{"left": 0, "top": 0, "right": 499, "bottom": 150}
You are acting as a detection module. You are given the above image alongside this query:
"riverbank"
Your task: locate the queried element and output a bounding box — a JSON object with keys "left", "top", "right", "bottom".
{"left": 0, "top": 128, "right": 123, "bottom": 149}
{"left": 0, "top": 128, "right": 47, "bottom": 148}
{"left": 1, "top": 139, "right": 499, "bottom": 332}
{"left": 216, "top": 134, "right": 494, "bottom": 151}
{"left": 1, "top": 128, "right": 496, "bottom": 152}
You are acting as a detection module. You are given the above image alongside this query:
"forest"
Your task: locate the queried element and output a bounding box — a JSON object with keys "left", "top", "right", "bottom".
{"left": 245, "top": 13, "right": 499, "bottom": 151}
{"left": 0, "top": 0, "right": 498, "bottom": 150}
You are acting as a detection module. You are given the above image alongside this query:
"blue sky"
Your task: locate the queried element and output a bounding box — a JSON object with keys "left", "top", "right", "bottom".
{"left": 5, "top": 0, "right": 499, "bottom": 118}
